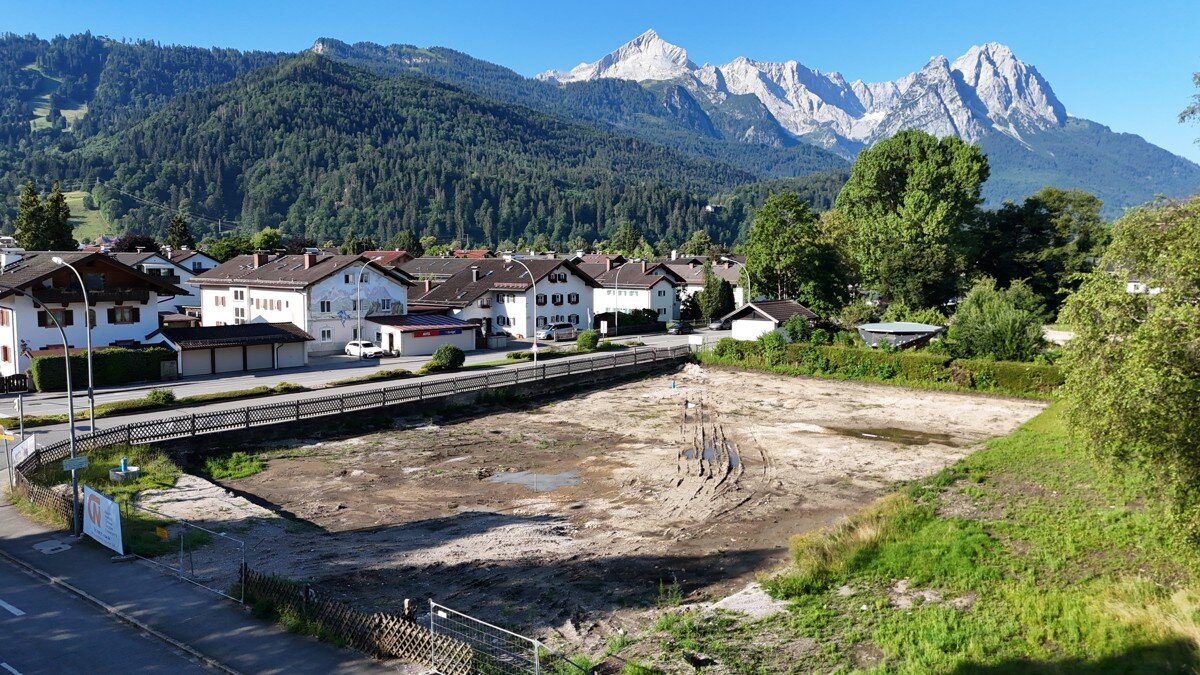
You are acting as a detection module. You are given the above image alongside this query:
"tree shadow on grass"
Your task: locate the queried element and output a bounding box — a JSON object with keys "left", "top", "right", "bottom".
{"left": 949, "top": 639, "right": 1199, "bottom": 675}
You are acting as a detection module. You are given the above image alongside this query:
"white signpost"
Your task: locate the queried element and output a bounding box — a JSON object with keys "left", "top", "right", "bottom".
{"left": 82, "top": 486, "right": 123, "bottom": 555}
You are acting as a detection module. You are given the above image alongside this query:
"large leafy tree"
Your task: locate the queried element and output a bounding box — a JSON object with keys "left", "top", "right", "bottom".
{"left": 745, "top": 192, "right": 850, "bottom": 314}
{"left": 836, "top": 130, "right": 989, "bottom": 309}
{"left": 200, "top": 234, "right": 254, "bottom": 261}
{"left": 112, "top": 232, "right": 162, "bottom": 253}
{"left": 680, "top": 229, "right": 715, "bottom": 256}
{"left": 969, "top": 187, "right": 1107, "bottom": 314}
{"left": 1060, "top": 196, "right": 1200, "bottom": 535}
{"left": 251, "top": 226, "right": 284, "bottom": 251}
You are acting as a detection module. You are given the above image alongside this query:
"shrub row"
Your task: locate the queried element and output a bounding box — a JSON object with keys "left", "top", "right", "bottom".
{"left": 705, "top": 338, "right": 1062, "bottom": 398}
{"left": 30, "top": 346, "right": 176, "bottom": 392}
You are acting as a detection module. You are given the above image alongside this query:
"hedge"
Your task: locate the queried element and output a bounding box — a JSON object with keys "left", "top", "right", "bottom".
{"left": 30, "top": 346, "right": 176, "bottom": 392}
{"left": 702, "top": 340, "right": 1062, "bottom": 398}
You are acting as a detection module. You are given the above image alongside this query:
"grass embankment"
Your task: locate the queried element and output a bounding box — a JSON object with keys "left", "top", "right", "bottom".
{"left": 325, "top": 368, "right": 414, "bottom": 387}
{"left": 65, "top": 190, "right": 113, "bottom": 243}
{"left": 31, "top": 444, "right": 212, "bottom": 556}
{"left": 613, "top": 405, "right": 1199, "bottom": 673}
{"left": 0, "top": 382, "right": 306, "bottom": 429}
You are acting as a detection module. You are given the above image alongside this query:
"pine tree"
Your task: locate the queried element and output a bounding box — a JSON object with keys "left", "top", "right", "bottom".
{"left": 166, "top": 211, "right": 196, "bottom": 249}
{"left": 14, "top": 181, "right": 44, "bottom": 250}
{"left": 44, "top": 181, "right": 76, "bottom": 250}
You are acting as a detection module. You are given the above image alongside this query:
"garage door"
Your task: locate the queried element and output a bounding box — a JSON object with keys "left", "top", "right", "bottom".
{"left": 213, "top": 346, "right": 242, "bottom": 373}
{"left": 246, "top": 344, "right": 273, "bottom": 370}
{"left": 276, "top": 343, "right": 305, "bottom": 368}
{"left": 180, "top": 349, "right": 211, "bottom": 377}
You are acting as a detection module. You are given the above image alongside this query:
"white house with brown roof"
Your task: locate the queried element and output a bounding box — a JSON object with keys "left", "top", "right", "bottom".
{"left": 192, "top": 252, "right": 412, "bottom": 356}
{"left": 0, "top": 251, "right": 187, "bottom": 376}
{"left": 580, "top": 261, "right": 682, "bottom": 322}
{"left": 409, "top": 257, "right": 599, "bottom": 339}
{"left": 723, "top": 300, "right": 818, "bottom": 341}
{"left": 664, "top": 258, "right": 747, "bottom": 307}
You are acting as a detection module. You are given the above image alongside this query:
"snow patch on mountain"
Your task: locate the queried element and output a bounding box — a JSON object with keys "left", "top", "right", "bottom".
{"left": 536, "top": 29, "right": 695, "bottom": 84}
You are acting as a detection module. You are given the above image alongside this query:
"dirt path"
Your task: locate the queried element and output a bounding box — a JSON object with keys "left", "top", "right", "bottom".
{"left": 154, "top": 365, "right": 1045, "bottom": 650}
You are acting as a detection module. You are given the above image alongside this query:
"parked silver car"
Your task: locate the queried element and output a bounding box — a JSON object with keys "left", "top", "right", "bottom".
{"left": 536, "top": 322, "right": 578, "bottom": 342}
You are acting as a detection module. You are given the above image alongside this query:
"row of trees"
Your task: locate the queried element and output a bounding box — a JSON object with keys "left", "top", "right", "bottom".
{"left": 14, "top": 180, "right": 74, "bottom": 250}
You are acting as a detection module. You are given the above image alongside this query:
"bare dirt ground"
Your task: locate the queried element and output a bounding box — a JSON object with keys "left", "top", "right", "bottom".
{"left": 140, "top": 365, "right": 1044, "bottom": 651}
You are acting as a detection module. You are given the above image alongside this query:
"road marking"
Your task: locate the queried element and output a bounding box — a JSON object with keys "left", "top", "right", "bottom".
{"left": 1, "top": 662, "right": 22, "bottom": 674}
{"left": 0, "top": 597, "right": 23, "bottom": 616}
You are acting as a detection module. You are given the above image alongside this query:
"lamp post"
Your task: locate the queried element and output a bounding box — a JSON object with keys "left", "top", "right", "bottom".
{"left": 720, "top": 256, "right": 753, "bottom": 306}
{"left": 502, "top": 255, "right": 537, "bottom": 364}
{"left": 0, "top": 281, "right": 80, "bottom": 536}
{"left": 354, "top": 260, "right": 371, "bottom": 361}
{"left": 51, "top": 257, "right": 94, "bottom": 428}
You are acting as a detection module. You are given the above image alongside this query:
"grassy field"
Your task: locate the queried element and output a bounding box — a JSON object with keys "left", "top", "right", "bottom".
{"left": 65, "top": 190, "right": 113, "bottom": 244}
{"left": 606, "top": 404, "right": 1199, "bottom": 673}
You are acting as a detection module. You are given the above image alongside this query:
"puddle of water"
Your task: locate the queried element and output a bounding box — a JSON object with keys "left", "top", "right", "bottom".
{"left": 485, "top": 470, "right": 581, "bottom": 492}
{"left": 682, "top": 441, "right": 740, "bottom": 469}
{"left": 822, "top": 426, "right": 960, "bottom": 447}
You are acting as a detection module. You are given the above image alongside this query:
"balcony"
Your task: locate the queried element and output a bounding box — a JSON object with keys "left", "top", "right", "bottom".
{"left": 32, "top": 287, "right": 151, "bottom": 305}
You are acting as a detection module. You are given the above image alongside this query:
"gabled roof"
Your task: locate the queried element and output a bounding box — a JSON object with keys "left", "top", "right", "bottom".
{"left": 109, "top": 251, "right": 196, "bottom": 277}
{"left": 0, "top": 251, "right": 189, "bottom": 300}
{"left": 365, "top": 313, "right": 479, "bottom": 333}
{"left": 155, "top": 322, "right": 313, "bottom": 349}
{"left": 415, "top": 258, "right": 600, "bottom": 308}
{"left": 192, "top": 254, "right": 413, "bottom": 290}
{"left": 590, "top": 262, "right": 682, "bottom": 289}
{"left": 400, "top": 257, "right": 479, "bottom": 279}
{"left": 361, "top": 250, "right": 414, "bottom": 268}
{"left": 451, "top": 249, "right": 495, "bottom": 259}
{"left": 574, "top": 253, "right": 627, "bottom": 266}
{"left": 168, "top": 249, "right": 218, "bottom": 265}
{"left": 664, "top": 260, "right": 742, "bottom": 286}
{"left": 722, "top": 299, "right": 818, "bottom": 325}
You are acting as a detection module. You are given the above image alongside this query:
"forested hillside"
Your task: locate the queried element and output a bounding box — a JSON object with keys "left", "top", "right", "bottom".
{"left": 51, "top": 54, "right": 797, "bottom": 247}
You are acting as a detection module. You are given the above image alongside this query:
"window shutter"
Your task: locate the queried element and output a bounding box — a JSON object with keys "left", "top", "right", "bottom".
{"left": 64, "top": 310, "right": 74, "bottom": 326}
{"left": 131, "top": 307, "right": 141, "bottom": 322}
{"left": 37, "top": 311, "right": 45, "bottom": 328}
{"left": 107, "top": 308, "right": 116, "bottom": 324}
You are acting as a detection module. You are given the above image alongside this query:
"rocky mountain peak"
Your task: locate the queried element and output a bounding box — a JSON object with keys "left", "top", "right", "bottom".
{"left": 538, "top": 28, "right": 694, "bottom": 84}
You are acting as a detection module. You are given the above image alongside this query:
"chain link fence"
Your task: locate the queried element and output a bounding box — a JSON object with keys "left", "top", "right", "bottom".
{"left": 122, "top": 501, "right": 246, "bottom": 602}
{"left": 429, "top": 601, "right": 586, "bottom": 675}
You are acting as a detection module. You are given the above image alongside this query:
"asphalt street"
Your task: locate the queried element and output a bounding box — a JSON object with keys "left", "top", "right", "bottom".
{"left": 0, "top": 556, "right": 212, "bottom": 674}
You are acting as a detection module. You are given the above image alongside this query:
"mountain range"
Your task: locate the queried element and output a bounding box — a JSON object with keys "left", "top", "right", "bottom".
{"left": 533, "top": 30, "right": 1200, "bottom": 213}
{"left": 0, "top": 29, "right": 1196, "bottom": 249}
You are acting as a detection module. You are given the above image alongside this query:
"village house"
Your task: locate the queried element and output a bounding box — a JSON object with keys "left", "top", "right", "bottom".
{"left": 663, "top": 256, "right": 748, "bottom": 307}
{"left": 723, "top": 299, "right": 818, "bottom": 341}
{"left": 576, "top": 260, "right": 682, "bottom": 322}
{"left": 192, "top": 252, "right": 413, "bottom": 356}
{"left": 0, "top": 251, "right": 187, "bottom": 377}
{"left": 110, "top": 251, "right": 200, "bottom": 310}
{"left": 408, "top": 257, "right": 599, "bottom": 339}
{"left": 168, "top": 248, "right": 220, "bottom": 274}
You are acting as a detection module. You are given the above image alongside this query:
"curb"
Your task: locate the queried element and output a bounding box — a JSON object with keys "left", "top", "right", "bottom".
{"left": 0, "top": 545, "right": 240, "bottom": 675}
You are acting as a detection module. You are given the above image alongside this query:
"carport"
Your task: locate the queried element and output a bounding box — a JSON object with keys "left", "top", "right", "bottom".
{"left": 366, "top": 313, "right": 478, "bottom": 356}
{"left": 154, "top": 322, "right": 313, "bottom": 377}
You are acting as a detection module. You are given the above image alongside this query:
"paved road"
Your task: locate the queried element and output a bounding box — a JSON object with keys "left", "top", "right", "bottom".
{"left": 14, "top": 330, "right": 713, "bottom": 421}
{"left": 0, "top": 556, "right": 212, "bottom": 674}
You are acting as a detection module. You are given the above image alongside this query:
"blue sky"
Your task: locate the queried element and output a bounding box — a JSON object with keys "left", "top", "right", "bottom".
{"left": 5, "top": 0, "right": 1200, "bottom": 161}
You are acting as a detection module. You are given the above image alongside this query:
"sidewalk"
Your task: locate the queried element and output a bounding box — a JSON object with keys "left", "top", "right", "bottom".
{"left": 0, "top": 493, "right": 421, "bottom": 674}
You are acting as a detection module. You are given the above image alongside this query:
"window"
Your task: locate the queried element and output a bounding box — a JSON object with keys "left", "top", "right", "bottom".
{"left": 352, "top": 328, "right": 359, "bottom": 340}
{"left": 107, "top": 306, "right": 141, "bottom": 325}
{"left": 319, "top": 300, "right": 331, "bottom": 313}
{"left": 344, "top": 274, "right": 352, "bottom": 284}
{"left": 37, "top": 309, "right": 73, "bottom": 327}
{"left": 568, "top": 293, "right": 579, "bottom": 304}
{"left": 192, "top": 262, "right": 203, "bottom": 272}
{"left": 234, "top": 308, "right": 245, "bottom": 319}
{"left": 254, "top": 298, "right": 260, "bottom": 309}
{"left": 375, "top": 331, "right": 382, "bottom": 343}
{"left": 215, "top": 295, "right": 226, "bottom": 307}
{"left": 536, "top": 316, "right": 547, "bottom": 327}
{"left": 551, "top": 293, "right": 563, "bottom": 305}
{"left": 361, "top": 272, "right": 371, "bottom": 284}
{"left": 495, "top": 316, "right": 507, "bottom": 327}
{"left": 657, "top": 307, "right": 666, "bottom": 316}
{"left": 350, "top": 300, "right": 358, "bottom": 311}
{"left": 380, "top": 298, "right": 391, "bottom": 311}
{"left": 535, "top": 294, "right": 547, "bottom": 306}
{"left": 0, "top": 310, "right": 8, "bottom": 327}
{"left": 233, "top": 290, "right": 244, "bottom": 301}
{"left": 658, "top": 289, "right": 667, "bottom": 297}
{"left": 320, "top": 328, "right": 332, "bottom": 342}
{"left": 568, "top": 314, "right": 579, "bottom": 325}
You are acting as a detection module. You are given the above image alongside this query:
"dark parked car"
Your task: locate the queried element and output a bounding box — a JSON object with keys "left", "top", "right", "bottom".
{"left": 666, "top": 321, "right": 693, "bottom": 335}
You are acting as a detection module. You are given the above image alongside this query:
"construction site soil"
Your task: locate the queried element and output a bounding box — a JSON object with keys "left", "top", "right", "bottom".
{"left": 138, "top": 365, "right": 1044, "bottom": 651}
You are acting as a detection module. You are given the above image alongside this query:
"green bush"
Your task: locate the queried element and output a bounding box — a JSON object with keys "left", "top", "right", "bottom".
{"left": 576, "top": 329, "right": 600, "bottom": 351}
{"left": 954, "top": 358, "right": 1065, "bottom": 395}
{"left": 30, "top": 346, "right": 176, "bottom": 392}
{"left": 202, "top": 451, "right": 265, "bottom": 480}
{"left": 426, "top": 344, "right": 466, "bottom": 372}
{"left": 757, "top": 331, "right": 789, "bottom": 366}
{"left": 145, "top": 388, "right": 176, "bottom": 405}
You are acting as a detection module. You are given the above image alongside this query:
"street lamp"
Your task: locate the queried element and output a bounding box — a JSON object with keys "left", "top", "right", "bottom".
{"left": 502, "top": 255, "right": 537, "bottom": 364}
{"left": 51, "top": 257, "right": 94, "bottom": 429}
{"left": 354, "top": 260, "right": 371, "bottom": 361}
{"left": 0, "top": 281, "right": 80, "bottom": 536}
{"left": 720, "top": 256, "right": 753, "bottom": 305}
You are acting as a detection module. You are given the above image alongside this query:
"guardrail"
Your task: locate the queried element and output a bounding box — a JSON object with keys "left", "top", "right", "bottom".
{"left": 16, "top": 344, "right": 692, "bottom": 475}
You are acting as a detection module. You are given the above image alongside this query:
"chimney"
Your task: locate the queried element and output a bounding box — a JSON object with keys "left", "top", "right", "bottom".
{"left": 303, "top": 252, "right": 318, "bottom": 269}
{"left": 470, "top": 266, "right": 480, "bottom": 282}
{"left": 723, "top": 261, "right": 731, "bottom": 269}
{"left": 605, "top": 258, "right": 613, "bottom": 272}
{"left": 423, "top": 279, "right": 432, "bottom": 293}
{"left": 252, "top": 252, "right": 269, "bottom": 268}
{"left": 671, "top": 249, "right": 678, "bottom": 261}
{"left": 640, "top": 261, "right": 647, "bottom": 274}
{"left": 688, "top": 261, "right": 696, "bottom": 270}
